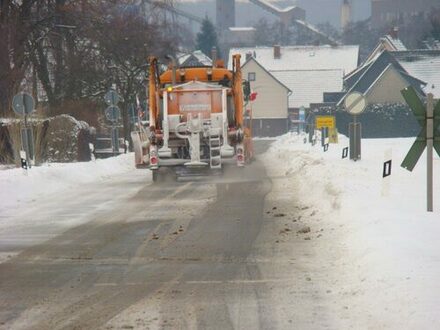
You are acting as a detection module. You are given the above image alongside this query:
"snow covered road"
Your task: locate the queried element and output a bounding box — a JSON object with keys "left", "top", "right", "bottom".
{"left": 1, "top": 137, "right": 440, "bottom": 329}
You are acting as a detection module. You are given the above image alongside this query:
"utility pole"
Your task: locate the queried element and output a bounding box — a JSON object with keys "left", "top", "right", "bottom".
{"left": 426, "top": 93, "right": 434, "bottom": 212}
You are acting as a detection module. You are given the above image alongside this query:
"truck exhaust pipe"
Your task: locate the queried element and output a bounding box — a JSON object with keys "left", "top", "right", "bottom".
{"left": 165, "top": 54, "right": 177, "bottom": 86}
{"left": 211, "top": 47, "right": 217, "bottom": 67}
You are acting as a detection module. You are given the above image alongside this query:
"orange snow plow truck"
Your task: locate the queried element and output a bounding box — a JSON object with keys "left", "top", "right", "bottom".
{"left": 131, "top": 54, "right": 254, "bottom": 181}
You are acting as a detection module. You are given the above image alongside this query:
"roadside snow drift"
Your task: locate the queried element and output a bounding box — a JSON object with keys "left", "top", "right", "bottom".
{"left": 261, "top": 133, "right": 440, "bottom": 329}
{"left": 0, "top": 154, "right": 136, "bottom": 213}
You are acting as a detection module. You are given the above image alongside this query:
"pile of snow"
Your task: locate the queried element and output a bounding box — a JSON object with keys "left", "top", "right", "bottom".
{"left": 0, "top": 154, "right": 136, "bottom": 213}
{"left": 261, "top": 133, "right": 440, "bottom": 328}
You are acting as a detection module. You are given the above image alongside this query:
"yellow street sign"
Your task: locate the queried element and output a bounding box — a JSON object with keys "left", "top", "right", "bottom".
{"left": 329, "top": 127, "right": 339, "bottom": 144}
{"left": 315, "top": 115, "right": 336, "bottom": 129}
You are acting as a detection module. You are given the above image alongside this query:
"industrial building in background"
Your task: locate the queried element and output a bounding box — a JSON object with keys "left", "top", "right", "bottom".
{"left": 216, "top": 0, "right": 235, "bottom": 32}
{"left": 371, "top": 0, "right": 440, "bottom": 27}
{"left": 215, "top": 0, "right": 339, "bottom": 47}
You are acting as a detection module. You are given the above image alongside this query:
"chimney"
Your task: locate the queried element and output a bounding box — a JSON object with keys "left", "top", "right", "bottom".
{"left": 245, "top": 52, "right": 252, "bottom": 62}
{"left": 211, "top": 47, "right": 217, "bottom": 66}
{"left": 341, "top": 0, "right": 351, "bottom": 30}
{"left": 389, "top": 26, "right": 399, "bottom": 39}
{"left": 273, "top": 45, "right": 281, "bottom": 59}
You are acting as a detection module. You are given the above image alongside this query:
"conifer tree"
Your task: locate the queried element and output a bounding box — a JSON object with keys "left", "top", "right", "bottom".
{"left": 196, "top": 17, "right": 219, "bottom": 57}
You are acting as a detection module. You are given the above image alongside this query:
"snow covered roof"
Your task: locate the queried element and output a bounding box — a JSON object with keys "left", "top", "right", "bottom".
{"left": 272, "top": 70, "right": 344, "bottom": 108}
{"left": 338, "top": 50, "right": 426, "bottom": 106}
{"left": 382, "top": 35, "right": 407, "bottom": 51}
{"left": 178, "top": 50, "right": 212, "bottom": 67}
{"left": 423, "top": 38, "right": 440, "bottom": 50}
{"left": 248, "top": 0, "right": 304, "bottom": 15}
{"left": 393, "top": 50, "right": 440, "bottom": 98}
{"left": 242, "top": 57, "right": 291, "bottom": 93}
{"left": 363, "top": 33, "right": 407, "bottom": 65}
{"left": 228, "top": 27, "right": 256, "bottom": 32}
{"left": 228, "top": 45, "right": 359, "bottom": 74}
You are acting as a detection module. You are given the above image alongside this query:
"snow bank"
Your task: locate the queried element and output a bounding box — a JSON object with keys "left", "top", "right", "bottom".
{"left": 261, "top": 133, "right": 440, "bottom": 329}
{"left": 0, "top": 154, "right": 135, "bottom": 213}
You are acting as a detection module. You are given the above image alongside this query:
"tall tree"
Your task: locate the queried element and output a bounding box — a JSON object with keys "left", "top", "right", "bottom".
{"left": 1, "top": 0, "right": 180, "bottom": 121}
{"left": 342, "top": 20, "right": 383, "bottom": 62}
{"left": 0, "top": 0, "right": 37, "bottom": 117}
{"left": 253, "top": 18, "right": 272, "bottom": 46}
{"left": 84, "top": 1, "right": 177, "bottom": 143}
{"left": 196, "top": 17, "right": 218, "bottom": 57}
{"left": 428, "top": 8, "right": 440, "bottom": 40}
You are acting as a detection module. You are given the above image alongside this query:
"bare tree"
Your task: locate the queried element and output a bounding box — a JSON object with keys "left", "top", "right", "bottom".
{"left": 0, "top": 0, "right": 37, "bottom": 117}
{"left": 1, "top": 0, "right": 180, "bottom": 121}
{"left": 82, "top": 0, "right": 178, "bottom": 142}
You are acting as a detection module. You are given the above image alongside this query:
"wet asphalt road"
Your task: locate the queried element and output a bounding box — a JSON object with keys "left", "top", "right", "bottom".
{"left": 0, "top": 141, "right": 296, "bottom": 330}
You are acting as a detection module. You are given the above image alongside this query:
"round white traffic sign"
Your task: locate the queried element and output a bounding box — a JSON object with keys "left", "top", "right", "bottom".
{"left": 344, "top": 92, "right": 366, "bottom": 115}
{"left": 104, "top": 90, "right": 120, "bottom": 106}
{"left": 105, "top": 105, "right": 121, "bottom": 122}
{"left": 12, "top": 93, "right": 35, "bottom": 116}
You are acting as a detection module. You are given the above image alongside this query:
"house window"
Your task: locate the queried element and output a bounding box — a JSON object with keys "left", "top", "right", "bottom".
{"left": 248, "top": 72, "right": 256, "bottom": 81}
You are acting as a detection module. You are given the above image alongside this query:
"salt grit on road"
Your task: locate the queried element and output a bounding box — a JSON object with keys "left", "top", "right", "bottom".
{"left": 260, "top": 133, "right": 440, "bottom": 329}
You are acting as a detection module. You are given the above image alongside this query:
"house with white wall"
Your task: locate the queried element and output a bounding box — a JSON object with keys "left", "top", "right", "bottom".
{"left": 241, "top": 57, "right": 291, "bottom": 136}
{"left": 229, "top": 45, "right": 359, "bottom": 131}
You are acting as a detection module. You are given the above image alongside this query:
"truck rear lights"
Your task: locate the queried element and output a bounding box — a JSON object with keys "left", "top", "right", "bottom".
{"left": 236, "top": 145, "right": 245, "bottom": 166}
{"left": 149, "top": 145, "right": 159, "bottom": 168}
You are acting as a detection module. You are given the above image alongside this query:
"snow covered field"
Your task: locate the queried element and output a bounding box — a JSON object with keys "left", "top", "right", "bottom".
{"left": 261, "top": 133, "right": 440, "bottom": 329}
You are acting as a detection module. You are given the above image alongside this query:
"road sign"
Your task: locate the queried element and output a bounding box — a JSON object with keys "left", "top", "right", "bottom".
{"left": 401, "top": 87, "right": 440, "bottom": 171}
{"left": 401, "top": 87, "right": 440, "bottom": 212}
{"left": 344, "top": 92, "right": 366, "bottom": 115}
{"left": 104, "top": 90, "right": 121, "bottom": 106}
{"left": 329, "top": 127, "right": 339, "bottom": 143}
{"left": 315, "top": 115, "right": 335, "bottom": 129}
{"left": 105, "top": 106, "right": 121, "bottom": 122}
{"left": 12, "top": 93, "right": 35, "bottom": 116}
